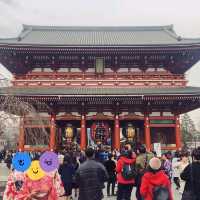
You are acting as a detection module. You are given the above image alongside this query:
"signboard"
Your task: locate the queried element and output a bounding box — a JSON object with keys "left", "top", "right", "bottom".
{"left": 95, "top": 58, "right": 104, "bottom": 74}
{"left": 153, "top": 143, "right": 161, "bottom": 157}
{"left": 150, "top": 120, "right": 175, "bottom": 124}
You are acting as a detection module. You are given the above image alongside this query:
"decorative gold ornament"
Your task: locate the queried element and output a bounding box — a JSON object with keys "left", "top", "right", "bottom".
{"left": 127, "top": 124, "right": 135, "bottom": 141}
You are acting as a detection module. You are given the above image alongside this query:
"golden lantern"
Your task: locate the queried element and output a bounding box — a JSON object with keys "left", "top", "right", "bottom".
{"left": 65, "top": 126, "right": 73, "bottom": 139}
{"left": 127, "top": 124, "right": 135, "bottom": 141}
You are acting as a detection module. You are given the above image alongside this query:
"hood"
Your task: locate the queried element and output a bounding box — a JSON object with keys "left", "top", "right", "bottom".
{"left": 120, "top": 155, "right": 135, "bottom": 164}
{"left": 144, "top": 170, "right": 168, "bottom": 186}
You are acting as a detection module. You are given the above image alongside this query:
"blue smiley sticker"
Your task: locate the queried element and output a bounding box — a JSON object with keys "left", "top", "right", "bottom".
{"left": 12, "top": 152, "right": 31, "bottom": 172}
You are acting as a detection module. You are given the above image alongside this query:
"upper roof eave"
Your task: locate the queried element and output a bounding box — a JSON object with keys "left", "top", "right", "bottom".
{"left": 0, "top": 43, "right": 200, "bottom": 49}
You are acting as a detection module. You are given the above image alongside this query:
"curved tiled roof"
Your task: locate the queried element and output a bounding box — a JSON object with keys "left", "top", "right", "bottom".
{"left": 0, "top": 24, "right": 200, "bottom": 46}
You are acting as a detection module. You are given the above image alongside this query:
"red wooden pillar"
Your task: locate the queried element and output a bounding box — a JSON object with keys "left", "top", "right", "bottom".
{"left": 175, "top": 115, "right": 181, "bottom": 150}
{"left": 49, "top": 114, "right": 56, "bottom": 151}
{"left": 112, "top": 128, "right": 116, "bottom": 150}
{"left": 80, "top": 114, "right": 87, "bottom": 150}
{"left": 18, "top": 116, "right": 25, "bottom": 151}
{"left": 144, "top": 115, "right": 151, "bottom": 151}
{"left": 114, "top": 114, "right": 120, "bottom": 150}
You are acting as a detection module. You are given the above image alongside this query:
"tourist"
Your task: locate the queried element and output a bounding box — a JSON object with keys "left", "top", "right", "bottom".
{"left": 75, "top": 147, "right": 108, "bottom": 200}
{"left": 79, "top": 150, "right": 86, "bottom": 164}
{"left": 116, "top": 148, "right": 136, "bottom": 200}
{"left": 3, "top": 169, "right": 26, "bottom": 199}
{"left": 173, "top": 151, "right": 189, "bottom": 194}
{"left": 135, "top": 145, "right": 154, "bottom": 200}
{"left": 0, "top": 150, "right": 3, "bottom": 162}
{"left": 58, "top": 154, "right": 75, "bottom": 200}
{"left": 140, "top": 157, "right": 173, "bottom": 200}
{"left": 24, "top": 171, "right": 59, "bottom": 199}
{"left": 161, "top": 152, "right": 172, "bottom": 180}
{"left": 58, "top": 151, "right": 65, "bottom": 165}
{"left": 104, "top": 153, "right": 116, "bottom": 196}
{"left": 4, "top": 151, "right": 12, "bottom": 170}
{"left": 180, "top": 147, "right": 200, "bottom": 200}
{"left": 172, "top": 151, "right": 181, "bottom": 190}
{"left": 71, "top": 154, "right": 80, "bottom": 198}
{"left": 46, "top": 166, "right": 65, "bottom": 199}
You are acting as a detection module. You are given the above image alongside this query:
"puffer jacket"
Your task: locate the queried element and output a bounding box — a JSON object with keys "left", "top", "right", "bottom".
{"left": 75, "top": 159, "right": 108, "bottom": 200}
{"left": 140, "top": 169, "right": 173, "bottom": 200}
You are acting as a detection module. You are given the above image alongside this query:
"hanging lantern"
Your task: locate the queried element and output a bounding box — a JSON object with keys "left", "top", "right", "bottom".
{"left": 65, "top": 124, "right": 74, "bottom": 142}
{"left": 127, "top": 124, "right": 135, "bottom": 141}
{"left": 91, "top": 121, "right": 110, "bottom": 145}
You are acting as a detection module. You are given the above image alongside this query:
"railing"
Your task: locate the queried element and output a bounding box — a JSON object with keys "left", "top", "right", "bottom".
{"left": 13, "top": 72, "right": 186, "bottom": 88}
{"left": 14, "top": 72, "right": 185, "bottom": 81}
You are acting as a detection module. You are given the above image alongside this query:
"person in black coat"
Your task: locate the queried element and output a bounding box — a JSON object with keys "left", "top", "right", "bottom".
{"left": 58, "top": 154, "right": 75, "bottom": 200}
{"left": 181, "top": 147, "right": 200, "bottom": 200}
{"left": 104, "top": 153, "right": 116, "bottom": 196}
{"left": 75, "top": 147, "right": 109, "bottom": 200}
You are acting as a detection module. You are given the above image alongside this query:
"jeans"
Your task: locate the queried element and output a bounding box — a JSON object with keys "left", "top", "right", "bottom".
{"left": 117, "top": 183, "right": 134, "bottom": 200}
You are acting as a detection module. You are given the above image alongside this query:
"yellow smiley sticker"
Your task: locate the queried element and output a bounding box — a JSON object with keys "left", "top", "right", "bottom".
{"left": 26, "top": 160, "right": 45, "bottom": 181}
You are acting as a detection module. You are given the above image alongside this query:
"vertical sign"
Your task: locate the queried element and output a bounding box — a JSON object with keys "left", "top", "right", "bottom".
{"left": 153, "top": 143, "right": 161, "bottom": 157}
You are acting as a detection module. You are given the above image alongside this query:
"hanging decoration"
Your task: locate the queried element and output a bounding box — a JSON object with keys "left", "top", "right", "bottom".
{"left": 65, "top": 124, "right": 74, "bottom": 143}
{"left": 122, "top": 123, "right": 136, "bottom": 141}
{"left": 91, "top": 121, "right": 110, "bottom": 145}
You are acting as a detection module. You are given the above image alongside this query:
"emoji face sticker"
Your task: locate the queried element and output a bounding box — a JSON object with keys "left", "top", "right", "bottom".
{"left": 12, "top": 152, "right": 31, "bottom": 172}
{"left": 26, "top": 160, "right": 45, "bottom": 181}
{"left": 39, "top": 151, "right": 59, "bottom": 172}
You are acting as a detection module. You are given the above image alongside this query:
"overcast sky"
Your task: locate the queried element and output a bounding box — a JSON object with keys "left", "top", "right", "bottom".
{"left": 0, "top": 0, "right": 200, "bottom": 127}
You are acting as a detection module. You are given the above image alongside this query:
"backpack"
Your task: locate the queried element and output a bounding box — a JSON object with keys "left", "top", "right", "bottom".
{"left": 153, "top": 186, "right": 170, "bottom": 200}
{"left": 121, "top": 163, "right": 137, "bottom": 180}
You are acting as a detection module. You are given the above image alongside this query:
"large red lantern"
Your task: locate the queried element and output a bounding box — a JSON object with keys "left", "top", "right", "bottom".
{"left": 91, "top": 121, "right": 110, "bottom": 145}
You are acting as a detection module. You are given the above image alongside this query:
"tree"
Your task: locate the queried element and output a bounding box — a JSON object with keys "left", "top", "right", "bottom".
{"left": 181, "top": 113, "right": 197, "bottom": 146}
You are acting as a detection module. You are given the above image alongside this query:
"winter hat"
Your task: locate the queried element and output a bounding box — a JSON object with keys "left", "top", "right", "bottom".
{"left": 149, "top": 157, "right": 161, "bottom": 170}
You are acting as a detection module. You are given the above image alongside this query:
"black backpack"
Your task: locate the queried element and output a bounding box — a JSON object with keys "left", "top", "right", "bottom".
{"left": 153, "top": 186, "right": 170, "bottom": 200}
{"left": 121, "top": 163, "right": 137, "bottom": 180}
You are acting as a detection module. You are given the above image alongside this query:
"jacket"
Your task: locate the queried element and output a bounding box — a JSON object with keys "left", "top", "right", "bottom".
{"left": 140, "top": 169, "right": 173, "bottom": 200}
{"left": 75, "top": 159, "right": 108, "bottom": 200}
{"left": 116, "top": 155, "right": 136, "bottom": 184}
{"left": 104, "top": 159, "right": 116, "bottom": 181}
{"left": 181, "top": 161, "right": 200, "bottom": 199}
{"left": 58, "top": 163, "right": 75, "bottom": 184}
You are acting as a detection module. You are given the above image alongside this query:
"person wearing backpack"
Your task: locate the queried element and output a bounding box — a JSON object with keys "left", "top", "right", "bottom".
{"left": 116, "top": 149, "right": 136, "bottom": 200}
{"left": 135, "top": 145, "right": 154, "bottom": 200}
{"left": 140, "top": 157, "right": 173, "bottom": 200}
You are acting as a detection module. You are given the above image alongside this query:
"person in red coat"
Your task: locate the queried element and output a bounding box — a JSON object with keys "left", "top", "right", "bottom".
{"left": 140, "top": 157, "right": 173, "bottom": 200}
{"left": 116, "top": 149, "right": 136, "bottom": 200}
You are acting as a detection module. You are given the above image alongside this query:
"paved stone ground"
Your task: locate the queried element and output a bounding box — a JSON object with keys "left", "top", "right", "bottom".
{"left": 0, "top": 162, "right": 181, "bottom": 200}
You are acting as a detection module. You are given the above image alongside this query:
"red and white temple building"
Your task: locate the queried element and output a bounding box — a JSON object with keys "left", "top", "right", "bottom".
{"left": 0, "top": 25, "right": 200, "bottom": 151}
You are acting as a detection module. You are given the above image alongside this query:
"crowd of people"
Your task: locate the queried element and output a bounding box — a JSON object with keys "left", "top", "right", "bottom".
{"left": 1, "top": 145, "right": 200, "bottom": 200}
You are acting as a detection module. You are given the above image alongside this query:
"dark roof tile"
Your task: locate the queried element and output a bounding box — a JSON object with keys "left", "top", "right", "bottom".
{"left": 0, "top": 25, "right": 200, "bottom": 46}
